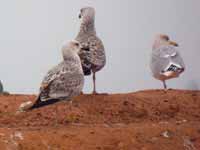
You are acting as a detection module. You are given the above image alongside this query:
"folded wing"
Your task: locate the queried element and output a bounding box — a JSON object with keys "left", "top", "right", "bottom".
{"left": 150, "top": 45, "right": 185, "bottom": 77}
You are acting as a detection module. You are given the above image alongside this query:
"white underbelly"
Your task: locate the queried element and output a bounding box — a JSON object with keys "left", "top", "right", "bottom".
{"left": 155, "top": 71, "right": 180, "bottom": 81}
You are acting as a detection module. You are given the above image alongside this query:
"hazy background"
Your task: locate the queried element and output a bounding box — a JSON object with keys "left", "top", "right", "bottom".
{"left": 0, "top": 0, "right": 199, "bottom": 94}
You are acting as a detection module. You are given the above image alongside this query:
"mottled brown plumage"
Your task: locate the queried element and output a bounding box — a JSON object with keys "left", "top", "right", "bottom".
{"left": 75, "top": 7, "right": 106, "bottom": 94}
{"left": 20, "top": 41, "right": 84, "bottom": 110}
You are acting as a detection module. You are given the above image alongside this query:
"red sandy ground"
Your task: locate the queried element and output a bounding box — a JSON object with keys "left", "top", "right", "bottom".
{"left": 0, "top": 89, "right": 199, "bottom": 150}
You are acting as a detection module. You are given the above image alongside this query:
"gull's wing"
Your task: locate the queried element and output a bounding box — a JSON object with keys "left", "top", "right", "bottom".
{"left": 150, "top": 45, "right": 185, "bottom": 76}
{"left": 39, "top": 62, "right": 72, "bottom": 100}
{"left": 153, "top": 45, "right": 178, "bottom": 58}
{"left": 78, "top": 36, "right": 106, "bottom": 75}
{"left": 40, "top": 62, "right": 66, "bottom": 91}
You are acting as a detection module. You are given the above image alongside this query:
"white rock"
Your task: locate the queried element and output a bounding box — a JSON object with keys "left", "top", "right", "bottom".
{"left": 18, "top": 101, "right": 33, "bottom": 112}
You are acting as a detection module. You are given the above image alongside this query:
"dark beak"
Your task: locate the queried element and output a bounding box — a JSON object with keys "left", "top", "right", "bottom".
{"left": 78, "top": 14, "right": 81, "bottom": 19}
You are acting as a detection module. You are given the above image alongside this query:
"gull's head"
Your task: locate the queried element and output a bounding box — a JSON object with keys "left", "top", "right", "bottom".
{"left": 78, "top": 7, "right": 95, "bottom": 23}
{"left": 153, "top": 34, "right": 179, "bottom": 49}
{"left": 62, "top": 40, "right": 81, "bottom": 59}
{"left": 156, "top": 34, "right": 170, "bottom": 41}
{"left": 68, "top": 40, "right": 81, "bottom": 53}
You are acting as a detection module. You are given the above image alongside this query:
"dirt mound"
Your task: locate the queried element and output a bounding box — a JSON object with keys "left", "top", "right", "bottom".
{"left": 0, "top": 90, "right": 199, "bottom": 149}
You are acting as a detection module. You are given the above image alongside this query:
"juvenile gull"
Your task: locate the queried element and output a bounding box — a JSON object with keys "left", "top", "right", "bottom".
{"left": 75, "top": 7, "right": 106, "bottom": 94}
{"left": 150, "top": 34, "right": 185, "bottom": 89}
{"left": 19, "top": 40, "right": 84, "bottom": 111}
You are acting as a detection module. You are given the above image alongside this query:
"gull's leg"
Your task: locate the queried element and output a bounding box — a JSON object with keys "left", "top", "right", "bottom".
{"left": 163, "top": 80, "right": 167, "bottom": 90}
{"left": 92, "top": 72, "right": 97, "bottom": 94}
{"left": 91, "top": 71, "right": 108, "bottom": 95}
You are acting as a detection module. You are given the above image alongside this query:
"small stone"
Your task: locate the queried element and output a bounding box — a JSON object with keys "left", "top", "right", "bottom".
{"left": 176, "top": 119, "right": 187, "bottom": 125}
{"left": 18, "top": 101, "right": 33, "bottom": 112}
{"left": 14, "top": 131, "right": 24, "bottom": 140}
{"left": 161, "top": 130, "right": 173, "bottom": 138}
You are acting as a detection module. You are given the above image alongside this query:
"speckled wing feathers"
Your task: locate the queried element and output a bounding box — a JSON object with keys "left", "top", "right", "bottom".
{"left": 39, "top": 61, "right": 84, "bottom": 101}
{"left": 78, "top": 36, "right": 106, "bottom": 75}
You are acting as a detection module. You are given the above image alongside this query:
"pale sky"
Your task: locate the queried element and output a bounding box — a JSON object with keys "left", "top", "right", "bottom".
{"left": 0, "top": 0, "right": 199, "bottom": 94}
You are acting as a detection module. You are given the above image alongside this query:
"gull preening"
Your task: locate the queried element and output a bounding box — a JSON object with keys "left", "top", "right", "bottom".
{"left": 75, "top": 7, "right": 106, "bottom": 94}
{"left": 150, "top": 34, "right": 185, "bottom": 89}
{"left": 19, "top": 40, "right": 84, "bottom": 111}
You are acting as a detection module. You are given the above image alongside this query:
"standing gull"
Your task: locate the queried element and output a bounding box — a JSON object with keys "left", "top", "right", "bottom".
{"left": 150, "top": 34, "right": 185, "bottom": 89}
{"left": 75, "top": 7, "right": 106, "bottom": 94}
{"left": 19, "top": 40, "right": 84, "bottom": 111}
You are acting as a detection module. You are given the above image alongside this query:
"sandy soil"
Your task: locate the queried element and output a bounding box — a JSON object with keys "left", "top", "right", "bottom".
{"left": 0, "top": 89, "right": 199, "bottom": 150}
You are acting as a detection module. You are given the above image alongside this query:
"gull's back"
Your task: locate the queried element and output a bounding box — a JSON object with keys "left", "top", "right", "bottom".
{"left": 76, "top": 34, "right": 106, "bottom": 74}
{"left": 150, "top": 45, "right": 185, "bottom": 80}
{"left": 40, "top": 57, "right": 84, "bottom": 101}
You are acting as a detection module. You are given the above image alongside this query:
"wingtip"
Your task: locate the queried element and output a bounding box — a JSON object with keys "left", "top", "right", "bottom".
{"left": 17, "top": 101, "right": 33, "bottom": 112}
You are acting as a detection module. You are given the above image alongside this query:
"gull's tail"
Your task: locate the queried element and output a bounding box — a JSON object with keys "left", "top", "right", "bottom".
{"left": 29, "top": 96, "right": 61, "bottom": 110}
{"left": 163, "top": 62, "right": 185, "bottom": 73}
{"left": 18, "top": 95, "right": 61, "bottom": 112}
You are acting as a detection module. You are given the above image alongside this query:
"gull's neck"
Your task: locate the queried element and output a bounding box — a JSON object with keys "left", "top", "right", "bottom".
{"left": 77, "top": 18, "right": 96, "bottom": 37}
{"left": 153, "top": 40, "right": 168, "bottom": 50}
{"left": 62, "top": 49, "right": 78, "bottom": 61}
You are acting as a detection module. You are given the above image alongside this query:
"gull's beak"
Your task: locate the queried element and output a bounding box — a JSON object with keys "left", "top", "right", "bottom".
{"left": 169, "top": 41, "right": 179, "bottom": 47}
{"left": 78, "top": 13, "right": 82, "bottom": 19}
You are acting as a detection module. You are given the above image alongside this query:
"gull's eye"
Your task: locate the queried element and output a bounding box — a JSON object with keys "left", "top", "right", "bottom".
{"left": 164, "top": 36, "right": 169, "bottom": 41}
{"left": 74, "top": 42, "right": 80, "bottom": 47}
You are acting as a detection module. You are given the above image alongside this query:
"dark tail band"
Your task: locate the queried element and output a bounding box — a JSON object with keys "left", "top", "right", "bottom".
{"left": 29, "top": 96, "right": 61, "bottom": 110}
